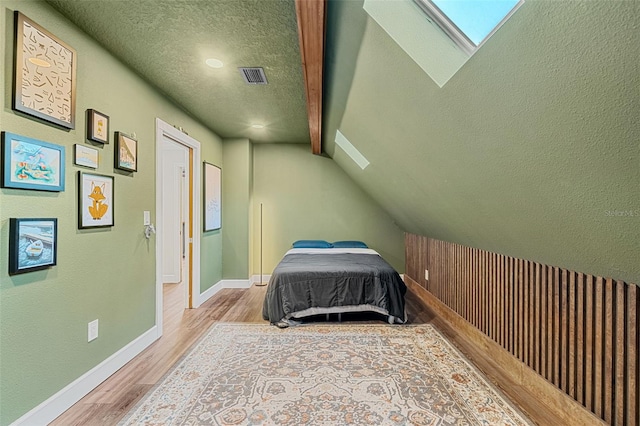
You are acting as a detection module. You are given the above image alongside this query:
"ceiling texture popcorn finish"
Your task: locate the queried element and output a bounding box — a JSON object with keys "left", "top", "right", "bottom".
{"left": 46, "top": 0, "right": 310, "bottom": 144}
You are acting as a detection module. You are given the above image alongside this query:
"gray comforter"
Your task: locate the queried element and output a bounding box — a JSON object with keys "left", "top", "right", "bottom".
{"left": 262, "top": 252, "right": 407, "bottom": 324}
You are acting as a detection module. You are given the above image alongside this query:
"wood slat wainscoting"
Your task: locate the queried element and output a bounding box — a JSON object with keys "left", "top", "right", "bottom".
{"left": 405, "top": 233, "right": 639, "bottom": 426}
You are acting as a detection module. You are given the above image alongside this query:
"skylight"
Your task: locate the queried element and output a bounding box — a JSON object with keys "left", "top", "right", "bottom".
{"left": 414, "top": 0, "right": 523, "bottom": 54}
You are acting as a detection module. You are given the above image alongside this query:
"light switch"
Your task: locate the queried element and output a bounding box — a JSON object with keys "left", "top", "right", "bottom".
{"left": 143, "top": 211, "right": 151, "bottom": 225}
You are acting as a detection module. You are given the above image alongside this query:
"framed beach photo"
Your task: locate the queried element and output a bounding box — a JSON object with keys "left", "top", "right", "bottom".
{"left": 86, "top": 109, "right": 109, "bottom": 143}
{"left": 203, "top": 162, "right": 221, "bottom": 231}
{"left": 74, "top": 144, "right": 99, "bottom": 169}
{"left": 13, "top": 12, "right": 77, "bottom": 129}
{"left": 8, "top": 218, "right": 58, "bottom": 275}
{"left": 1, "top": 132, "right": 65, "bottom": 192}
{"left": 114, "top": 132, "right": 137, "bottom": 172}
{"left": 78, "top": 171, "right": 114, "bottom": 229}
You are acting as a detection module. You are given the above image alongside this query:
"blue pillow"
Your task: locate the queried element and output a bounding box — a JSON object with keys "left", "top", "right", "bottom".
{"left": 332, "top": 240, "right": 368, "bottom": 248}
{"left": 292, "top": 240, "right": 333, "bottom": 249}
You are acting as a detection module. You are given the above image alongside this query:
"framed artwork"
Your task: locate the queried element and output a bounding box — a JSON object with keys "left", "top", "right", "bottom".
{"left": 74, "top": 144, "right": 98, "bottom": 169}
{"left": 203, "top": 162, "right": 221, "bottom": 231}
{"left": 8, "top": 218, "right": 58, "bottom": 275}
{"left": 1, "top": 132, "right": 65, "bottom": 192}
{"left": 86, "top": 109, "right": 109, "bottom": 143}
{"left": 13, "top": 12, "right": 77, "bottom": 129}
{"left": 78, "top": 171, "right": 114, "bottom": 229}
{"left": 114, "top": 132, "right": 137, "bottom": 172}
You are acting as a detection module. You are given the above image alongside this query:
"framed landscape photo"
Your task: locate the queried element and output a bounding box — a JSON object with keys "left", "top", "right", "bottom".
{"left": 114, "top": 132, "right": 137, "bottom": 172}
{"left": 13, "top": 12, "right": 77, "bottom": 129}
{"left": 203, "top": 162, "right": 221, "bottom": 231}
{"left": 8, "top": 218, "right": 58, "bottom": 275}
{"left": 78, "top": 171, "right": 114, "bottom": 229}
{"left": 86, "top": 109, "right": 109, "bottom": 143}
{"left": 1, "top": 132, "right": 65, "bottom": 192}
{"left": 74, "top": 144, "right": 98, "bottom": 169}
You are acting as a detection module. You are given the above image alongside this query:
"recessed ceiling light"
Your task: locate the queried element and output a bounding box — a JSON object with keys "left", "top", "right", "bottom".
{"left": 251, "top": 124, "right": 265, "bottom": 129}
{"left": 205, "top": 58, "right": 223, "bottom": 68}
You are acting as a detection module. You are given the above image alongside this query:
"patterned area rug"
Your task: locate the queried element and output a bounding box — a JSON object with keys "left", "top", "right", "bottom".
{"left": 121, "top": 324, "right": 532, "bottom": 425}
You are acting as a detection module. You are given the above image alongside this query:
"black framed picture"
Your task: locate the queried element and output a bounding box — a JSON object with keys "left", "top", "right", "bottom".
{"left": 8, "top": 218, "right": 58, "bottom": 275}
{"left": 78, "top": 171, "right": 114, "bottom": 229}
{"left": 86, "top": 109, "right": 109, "bottom": 143}
{"left": 114, "top": 132, "right": 137, "bottom": 172}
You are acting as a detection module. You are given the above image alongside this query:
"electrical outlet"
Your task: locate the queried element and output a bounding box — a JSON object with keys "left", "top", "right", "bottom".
{"left": 88, "top": 319, "right": 99, "bottom": 342}
{"left": 425, "top": 269, "right": 429, "bottom": 280}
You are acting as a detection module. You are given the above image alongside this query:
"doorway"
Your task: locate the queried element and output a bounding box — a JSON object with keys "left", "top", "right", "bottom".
{"left": 155, "top": 119, "right": 202, "bottom": 337}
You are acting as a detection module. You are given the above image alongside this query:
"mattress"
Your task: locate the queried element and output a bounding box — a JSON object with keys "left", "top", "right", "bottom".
{"left": 262, "top": 248, "right": 407, "bottom": 326}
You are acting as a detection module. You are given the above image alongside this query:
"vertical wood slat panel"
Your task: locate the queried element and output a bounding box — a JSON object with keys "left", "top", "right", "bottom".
{"left": 534, "top": 263, "right": 541, "bottom": 373}
{"left": 540, "top": 264, "right": 547, "bottom": 379}
{"left": 593, "top": 277, "right": 604, "bottom": 418}
{"left": 404, "top": 233, "right": 638, "bottom": 425}
{"left": 553, "top": 267, "right": 561, "bottom": 387}
{"left": 547, "top": 265, "right": 554, "bottom": 382}
{"left": 614, "top": 280, "right": 625, "bottom": 426}
{"left": 560, "top": 269, "right": 568, "bottom": 393}
{"left": 569, "top": 271, "right": 576, "bottom": 399}
{"left": 627, "top": 284, "right": 638, "bottom": 426}
{"left": 523, "top": 260, "right": 530, "bottom": 366}
{"left": 604, "top": 278, "right": 614, "bottom": 424}
{"left": 585, "top": 275, "right": 594, "bottom": 412}
{"left": 576, "top": 273, "right": 584, "bottom": 406}
{"left": 528, "top": 262, "right": 534, "bottom": 369}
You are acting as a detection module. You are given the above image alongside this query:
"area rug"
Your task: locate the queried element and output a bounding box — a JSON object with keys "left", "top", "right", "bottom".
{"left": 120, "top": 323, "right": 532, "bottom": 425}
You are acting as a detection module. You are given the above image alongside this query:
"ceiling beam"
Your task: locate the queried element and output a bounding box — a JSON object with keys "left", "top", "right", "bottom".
{"left": 295, "top": 0, "right": 326, "bottom": 155}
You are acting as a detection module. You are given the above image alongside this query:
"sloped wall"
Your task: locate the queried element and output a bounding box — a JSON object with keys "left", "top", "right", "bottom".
{"left": 324, "top": 0, "right": 640, "bottom": 285}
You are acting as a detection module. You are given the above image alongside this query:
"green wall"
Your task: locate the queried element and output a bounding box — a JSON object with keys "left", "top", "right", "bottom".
{"left": 251, "top": 144, "right": 404, "bottom": 274}
{"left": 222, "top": 138, "right": 251, "bottom": 279}
{"left": 324, "top": 0, "right": 640, "bottom": 284}
{"left": 0, "top": 2, "right": 222, "bottom": 424}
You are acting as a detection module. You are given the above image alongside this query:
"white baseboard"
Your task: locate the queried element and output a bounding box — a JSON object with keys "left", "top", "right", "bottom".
{"left": 221, "top": 279, "right": 252, "bottom": 288}
{"left": 251, "top": 274, "right": 271, "bottom": 285}
{"left": 195, "top": 280, "right": 225, "bottom": 307}
{"left": 11, "top": 326, "right": 158, "bottom": 426}
{"left": 197, "top": 278, "right": 257, "bottom": 306}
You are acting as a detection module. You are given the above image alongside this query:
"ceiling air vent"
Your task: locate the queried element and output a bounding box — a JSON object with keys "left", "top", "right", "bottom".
{"left": 239, "top": 67, "right": 268, "bottom": 85}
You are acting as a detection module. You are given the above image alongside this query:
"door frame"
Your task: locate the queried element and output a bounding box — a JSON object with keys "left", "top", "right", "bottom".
{"left": 155, "top": 118, "right": 201, "bottom": 337}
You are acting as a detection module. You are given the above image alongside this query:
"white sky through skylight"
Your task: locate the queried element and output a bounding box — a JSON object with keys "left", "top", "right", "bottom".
{"left": 431, "top": 0, "right": 521, "bottom": 45}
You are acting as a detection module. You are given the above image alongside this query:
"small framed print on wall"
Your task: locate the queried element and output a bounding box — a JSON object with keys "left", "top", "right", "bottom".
{"left": 78, "top": 171, "right": 114, "bottom": 229}
{"left": 203, "top": 162, "right": 221, "bottom": 231}
{"left": 13, "top": 12, "right": 77, "bottom": 129}
{"left": 114, "top": 132, "right": 137, "bottom": 172}
{"left": 86, "top": 109, "right": 109, "bottom": 143}
{"left": 8, "top": 218, "right": 58, "bottom": 275}
{"left": 74, "top": 144, "right": 99, "bottom": 169}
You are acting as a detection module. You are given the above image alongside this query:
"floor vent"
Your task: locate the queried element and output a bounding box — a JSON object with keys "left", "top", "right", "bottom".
{"left": 239, "top": 67, "right": 268, "bottom": 85}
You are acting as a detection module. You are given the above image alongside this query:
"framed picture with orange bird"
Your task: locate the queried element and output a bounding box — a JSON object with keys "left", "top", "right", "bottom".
{"left": 78, "top": 171, "right": 114, "bottom": 228}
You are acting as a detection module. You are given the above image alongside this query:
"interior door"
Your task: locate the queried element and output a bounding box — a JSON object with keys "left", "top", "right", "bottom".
{"left": 161, "top": 137, "right": 189, "bottom": 284}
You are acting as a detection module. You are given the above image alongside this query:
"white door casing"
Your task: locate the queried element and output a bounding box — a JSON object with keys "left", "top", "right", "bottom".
{"left": 155, "top": 118, "right": 202, "bottom": 338}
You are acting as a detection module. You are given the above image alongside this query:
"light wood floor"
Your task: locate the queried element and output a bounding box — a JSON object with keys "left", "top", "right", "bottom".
{"left": 51, "top": 282, "right": 562, "bottom": 425}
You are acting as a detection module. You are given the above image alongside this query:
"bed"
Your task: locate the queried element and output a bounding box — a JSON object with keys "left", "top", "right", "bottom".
{"left": 262, "top": 244, "right": 407, "bottom": 327}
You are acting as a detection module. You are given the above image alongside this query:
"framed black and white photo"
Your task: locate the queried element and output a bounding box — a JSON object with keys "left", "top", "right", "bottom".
{"left": 8, "top": 218, "right": 58, "bottom": 275}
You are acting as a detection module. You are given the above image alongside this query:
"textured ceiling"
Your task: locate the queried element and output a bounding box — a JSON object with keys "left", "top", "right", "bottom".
{"left": 46, "top": 0, "right": 310, "bottom": 143}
